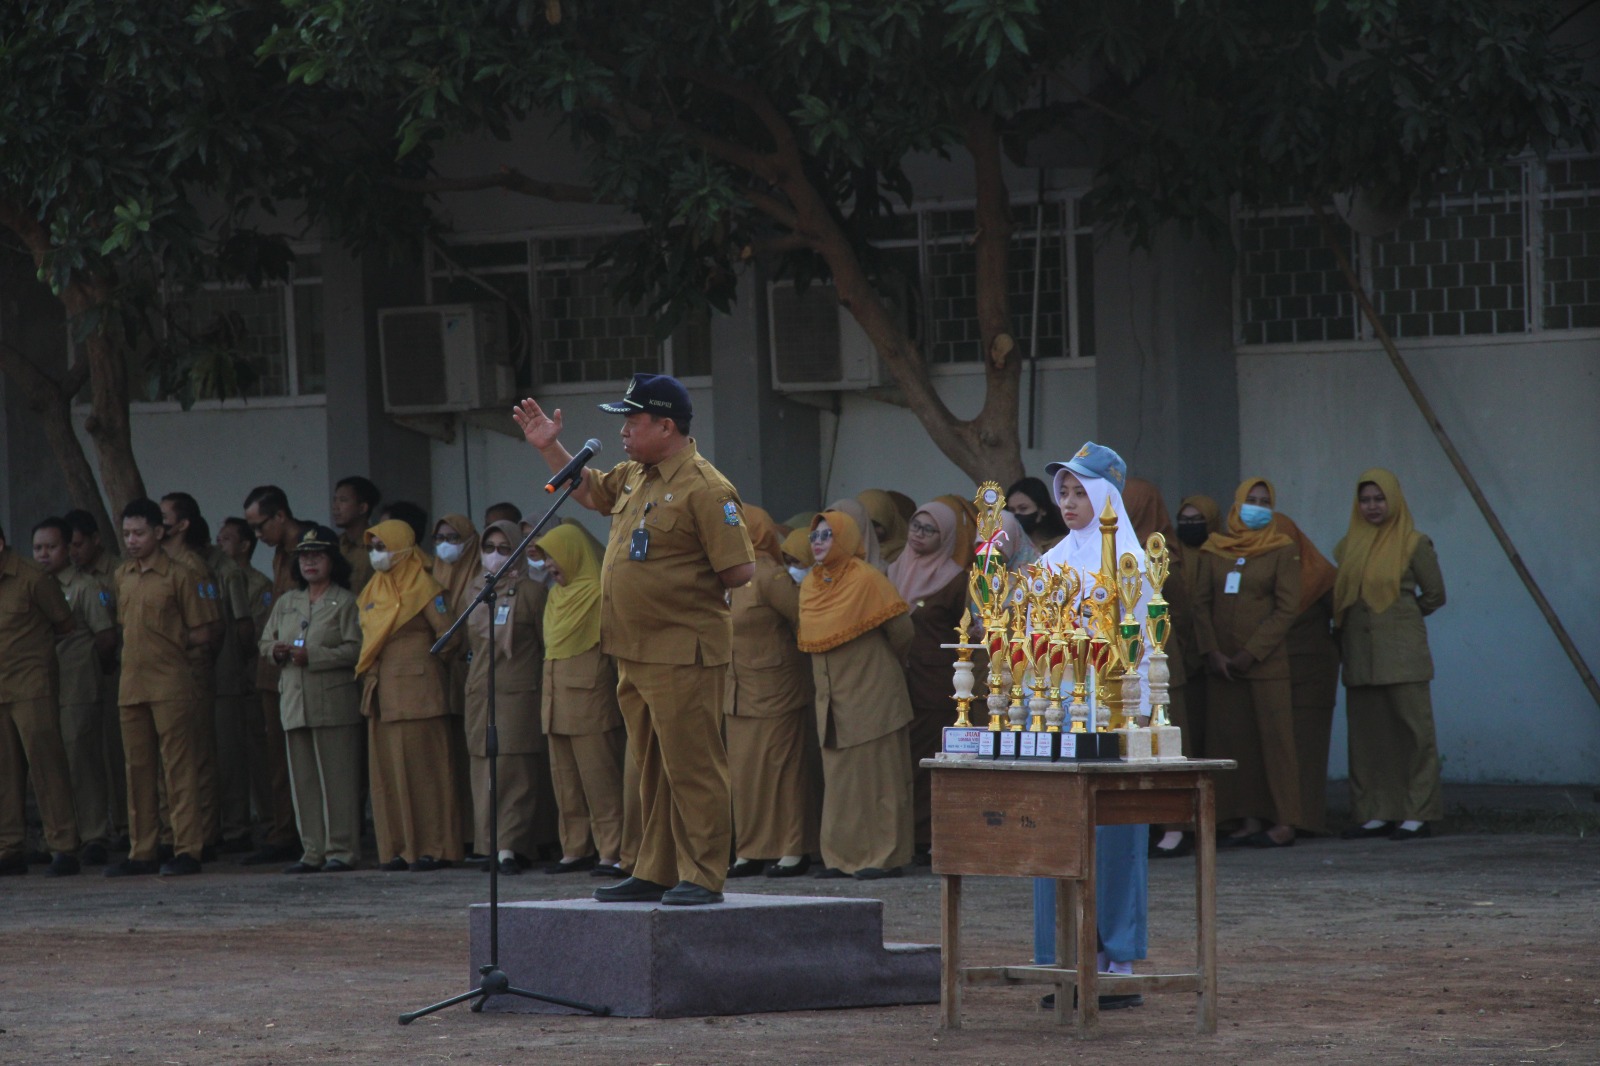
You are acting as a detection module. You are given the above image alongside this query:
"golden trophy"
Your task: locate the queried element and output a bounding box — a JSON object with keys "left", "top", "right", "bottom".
{"left": 1143, "top": 532, "right": 1184, "bottom": 760}
{"left": 937, "top": 604, "right": 987, "bottom": 759}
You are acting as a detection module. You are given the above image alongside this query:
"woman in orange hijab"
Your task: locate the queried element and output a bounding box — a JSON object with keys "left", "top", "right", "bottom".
{"left": 799, "top": 510, "right": 914, "bottom": 879}
{"left": 1192, "top": 478, "right": 1303, "bottom": 848}
{"left": 358, "top": 520, "right": 464, "bottom": 871}
{"left": 1333, "top": 469, "right": 1446, "bottom": 842}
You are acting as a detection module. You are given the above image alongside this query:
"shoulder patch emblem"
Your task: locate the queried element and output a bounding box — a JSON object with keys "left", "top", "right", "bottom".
{"left": 98, "top": 589, "right": 110, "bottom": 607}
{"left": 723, "top": 501, "right": 741, "bottom": 526}
{"left": 434, "top": 595, "right": 448, "bottom": 614}
{"left": 262, "top": 591, "right": 273, "bottom": 606}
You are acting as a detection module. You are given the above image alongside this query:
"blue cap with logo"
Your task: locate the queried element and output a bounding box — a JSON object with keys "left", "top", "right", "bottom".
{"left": 1045, "top": 441, "right": 1127, "bottom": 494}
{"left": 598, "top": 373, "right": 693, "bottom": 420}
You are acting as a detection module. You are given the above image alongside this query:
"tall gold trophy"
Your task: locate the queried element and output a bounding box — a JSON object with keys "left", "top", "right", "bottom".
{"left": 1115, "top": 552, "right": 1153, "bottom": 760}
{"left": 1143, "top": 533, "right": 1184, "bottom": 760}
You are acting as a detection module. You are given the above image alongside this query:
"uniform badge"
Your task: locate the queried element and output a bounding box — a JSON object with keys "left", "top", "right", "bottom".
{"left": 98, "top": 589, "right": 110, "bottom": 606}
{"left": 434, "top": 595, "right": 447, "bottom": 614}
{"left": 262, "top": 591, "right": 273, "bottom": 607}
{"left": 722, "top": 501, "right": 740, "bottom": 526}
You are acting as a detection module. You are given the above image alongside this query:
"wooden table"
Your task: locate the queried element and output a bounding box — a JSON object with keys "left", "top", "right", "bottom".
{"left": 926, "top": 756, "right": 1235, "bottom": 1035}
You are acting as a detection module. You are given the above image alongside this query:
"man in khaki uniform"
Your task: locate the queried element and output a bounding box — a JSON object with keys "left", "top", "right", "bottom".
{"left": 331, "top": 475, "right": 378, "bottom": 594}
{"left": 515, "top": 373, "right": 755, "bottom": 905}
{"left": 108, "top": 499, "right": 212, "bottom": 877}
{"left": 33, "top": 518, "right": 118, "bottom": 865}
{"left": 240, "top": 485, "right": 308, "bottom": 865}
{"left": 218, "top": 516, "right": 280, "bottom": 850}
{"left": 0, "top": 521, "right": 80, "bottom": 877}
{"left": 65, "top": 508, "right": 126, "bottom": 845}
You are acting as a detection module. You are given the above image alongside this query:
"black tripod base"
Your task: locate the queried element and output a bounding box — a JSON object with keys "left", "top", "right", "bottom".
{"left": 398, "top": 965, "right": 611, "bottom": 1025}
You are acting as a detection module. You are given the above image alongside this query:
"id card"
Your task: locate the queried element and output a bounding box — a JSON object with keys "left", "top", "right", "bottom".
{"left": 1223, "top": 571, "right": 1242, "bottom": 595}
{"left": 494, "top": 602, "right": 511, "bottom": 626}
{"left": 292, "top": 637, "right": 305, "bottom": 648}
{"left": 629, "top": 528, "right": 650, "bottom": 561}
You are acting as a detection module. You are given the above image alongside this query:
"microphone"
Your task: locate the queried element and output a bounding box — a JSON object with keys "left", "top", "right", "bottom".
{"left": 545, "top": 438, "right": 602, "bottom": 492}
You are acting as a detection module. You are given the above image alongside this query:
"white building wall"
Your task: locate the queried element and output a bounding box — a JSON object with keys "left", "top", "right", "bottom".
{"left": 1237, "top": 332, "right": 1600, "bottom": 784}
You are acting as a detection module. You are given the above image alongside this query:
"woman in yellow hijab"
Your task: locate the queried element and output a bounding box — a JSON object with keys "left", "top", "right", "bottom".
{"left": 358, "top": 520, "right": 464, "bottom": 871}
{"left": 1333, "top": 469, "right": 1446, "bottom": 841}
{"left": 799, "top": 510, "right": 914, "bottom": 879}
{"left": 1192, "top": 478, "right": 1303, "bottom": 848}
{"left": 536, "top": 523, "right": 627, "bottom": 877}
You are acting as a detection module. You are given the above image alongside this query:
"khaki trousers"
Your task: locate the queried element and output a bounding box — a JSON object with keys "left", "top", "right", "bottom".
{"left": 101, "top": 666, "right": 128, "bottom": 836}
{"left": 1345, "top": 683, "right": 1443, "bottom": 823}
{"left": 726, "top": 711, "right": 812, "bottom": 859}
{"left": 247, "top": 690, "right": 298, "bottom": 848}
{"left": 59, "top": 699, "right": 112, "bottom": 844}
{"left": 191, "top": 689, "right": 221, "bottom": 844}
{"left": 214, "top": 693, "right": 254, "bottom": 842}
{"left": 1, "top": 697, "right": 79, "bottom": 858}
{"left": 614, "top": 658, "right": 731, "bottom": 893}
{"left": 619, "top": 730, "right": 641, "bottom": 871}
{"left": 548, "top": 727, "right": 627, "bottom": 861}
{"left": 286, "top": 723, "right": 364, "bottom": 866}
{"left": 1290, "top": 653, "right": 1340, "bottom": 835}
{"left": 1204, "top": 674, "right": 1303, "bottom": 829}
{"left": 470, "top": 751, "right": 544, "bottom": 861}
{"left": 819, "top": 723, "right": 914, "bottom": 875}
{"left": 121, "top": 699, "right": 203, "bottom": 861}
{"left": 368, "top": 715, "right": 463, "bottom": 864}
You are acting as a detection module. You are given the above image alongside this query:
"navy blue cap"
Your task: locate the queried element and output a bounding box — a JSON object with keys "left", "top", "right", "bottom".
{"left": 598, "top": 373, "right": 693, "bottom": 420}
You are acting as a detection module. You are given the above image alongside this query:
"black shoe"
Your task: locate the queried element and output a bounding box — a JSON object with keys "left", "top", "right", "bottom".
{"left": 79, "top": 841, "right": 109, "bottom": 866}
{"left": 219, "top": 835, "right": 254, "bottom": 854}
{"left": 159, "top": 853, "right": 202, "bottom": 876}
{"left": 764, "top": 857, "right": 813, "bottom": 878}
{"left": 853, "top": 866, "right": 903, "bottom": 880}
{"left": 283, "top": 861, "right": 322, "bottom": 874}
{"left": 104, "top": 858, "right": 160, "bottom": 878}
{"left": 497, "top": 857, "right": 522, "bottom": 875}
{"left": 0, "top": 855, "right": 27, "bottom": 876}
{"left": 321, "top": 859, "right": 355, "bottom": 873}
{"left": 157, "top": 844, "right": 175, "bottom": 863}
{"left": 590, "top": 862, "right": 627, "bottom": 878}
{"left": 26, "top": 849, "right": 51, "bottom": 865}
{"left": 1390, "top": 823, "right": 1433, "bottom": 841}
{"left": 44, "top": 852, "right": 81, "bottom": 877}
{"left": 911, "top": 847, "right": 933, "bottom": 867}
{"left": 726, "top": 859, "right": 766, "bottom": 878}
{"left": 410, "top": 856, "right": 448, "bottom": 872}
{"left": 593, "top": 876, "right": 670, "bottom": 903}
{"left": 813, "top": 866, "right": 850, "bottom": 879}
{"left": 1216, "top": 832, "right": 1257, "bottom": 848}
{"left": 545, "top": 854, "right": 597, "bottom": 874}
{"left": 379, "top": 856, "right": 409, "bottom": 872}
{"left": 463, "top": 852, "right": 489, "bottom": 867}
{"left": 1152, "top": 832, "right": 1194, "bottom": 859}
{"left": 241, "top": 842, "right": 298, "bottom": 866}
{"left": 1245, "top": 830, "right": 1294, "bottom": 849}
{"left": 1039, "top": 991, "right": 1145, "bottom": 1010}
{"left": 661, "top": 881, "right": 724, "bottom": 906}
{"left": 1339, "top": 821, "right": 1395, "bottom": 840}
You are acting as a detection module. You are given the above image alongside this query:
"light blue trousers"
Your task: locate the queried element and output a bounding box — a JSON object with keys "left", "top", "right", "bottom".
{"left": 1032, "top": 824, "right": 1148, "bottom": 965}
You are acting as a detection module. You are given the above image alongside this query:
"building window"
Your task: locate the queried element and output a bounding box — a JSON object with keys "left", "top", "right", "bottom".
{"left": 1543, "top": 157, "right": 1600, "bottom": 330}
{"left": 162, "top": 253, "right": 324, "bottom": 398}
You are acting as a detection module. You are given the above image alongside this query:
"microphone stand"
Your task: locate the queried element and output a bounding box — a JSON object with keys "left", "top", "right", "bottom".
{"left": 399, "top": 472, "right": 610, "bottom": 1024}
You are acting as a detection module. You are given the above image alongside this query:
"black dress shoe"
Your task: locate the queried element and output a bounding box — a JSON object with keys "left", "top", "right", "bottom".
{"left": 79, "top": 841, "right": 109, "bottom": 866}
{"left": 764, "top": 857, "right": 812, "bottom": 878}
{"left": 1152, "top": 832, "right": 1194, "bottom": 859}
{"left": 44, "top": 852, "right": 81, "bottom": 877}
{"left": 159, "top": 853, "right": 202, "bottom": 876}
{"left": 410, "top": 856, "right": 448, "bottom": 872}
{"left": 1339, "top": 821, "right": 1395, "bottom": 840}
{"left": 157, "top": 844, "right": 175, "bottom": 863}
{"left": 546, "top": 855, "right": 597, "bottom": 874}
{"left": 726, "top": 859, "right": 766, "bottom": 878}
{"left": 241, "top": 842, "right": 298, "bottom": 866}
{"left": 283, "top": 861, "right": 322, "bottom": 874}
{"left": 853, "top": 866, "right": 904, "bottom": 880}
{"left": 661, "top": 881, "right": 724, "bottom": 906}
{"left": 590, "top": 862, "right": 626, "bottom": 878}
{"left": 1390, "top": 823, "right": 1433, "bottom": 841}
{"left": 320, "top": 859, "right": 355, "bottom": 873}
{"left": 593, "top": 876, "right": 670, "bottom": 903}
{"left": 104, "top": 858, "right": 160, "bottom": 877}
{"left": 1246, "top": 830, "right": 1295, "bottom": 849}
{"left": 0, "top": 855, "right": 27, "bottom": 876}
{"left": 380, "top": 856, "right": 410, "bottom": 872}
{"left": 813, "top": 866, "right": 850, "bottom": 879}
{"left": 497, "top": 857, "right": 522, "bottom": 875}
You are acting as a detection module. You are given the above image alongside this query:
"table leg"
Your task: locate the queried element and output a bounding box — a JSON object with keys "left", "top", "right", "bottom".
{"left": 940, "top": 874, "right": 962, "bottom": 1029}
{"left": 1195, "top": 777, "right": 1217, "bottom": 1034}
{"left": 1078, "top": 801, "right": 1099, "bottom": 1035}
{"left": 1055, "top": 878, "right": 1074, "bottom": 1025}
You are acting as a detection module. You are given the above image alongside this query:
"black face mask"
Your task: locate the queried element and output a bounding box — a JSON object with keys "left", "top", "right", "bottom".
{"left": 1176, "top": 521, "right": 1209, "bottom": 548}
{"left": 1015, "top": 511, "right": 1042, "bottom": 534}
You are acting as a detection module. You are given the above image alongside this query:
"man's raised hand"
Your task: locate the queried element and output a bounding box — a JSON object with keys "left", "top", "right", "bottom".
{"left": 513, "top": 398, "right": 562, "bottom": 450}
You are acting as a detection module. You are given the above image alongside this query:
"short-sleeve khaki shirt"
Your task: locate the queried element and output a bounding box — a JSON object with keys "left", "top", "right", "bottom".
{"left": 586, "top": 439, "right": 754, "bottom": 666}
{"left": 0, "top": 549, "right": 72, "bottom": 702}
{"left": 55, "top": 565, "right": 115, "bottom": 706}
{"left": 115, "top": 551, "right": 209, "bottom": 705}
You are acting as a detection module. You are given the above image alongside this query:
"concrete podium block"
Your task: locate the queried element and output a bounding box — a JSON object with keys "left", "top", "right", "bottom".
{"left": 468, "top": 893, "right": 940, "bottom": 1018}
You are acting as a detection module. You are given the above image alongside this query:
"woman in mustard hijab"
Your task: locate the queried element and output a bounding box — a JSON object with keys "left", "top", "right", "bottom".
{"left": 799, "top": 510, "right": 914, "bottom": 879}
{"left": 1334, "top": 469, "right": 1446, "bottom": 842}
{"left": 535, "top": 523, "right": 628, "bottom": 877}
{"left": 358, "top": 520, "right": 464, "bottom": 871}
{"left": 1192, "top": 478, "right": 1303, "bottom": 848}
{"left": 856, "top": 489, "right": 909, "bottom": 565}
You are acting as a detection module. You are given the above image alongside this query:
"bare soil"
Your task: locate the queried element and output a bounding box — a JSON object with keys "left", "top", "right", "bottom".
{"left": 2, "top": 832, "right": 1598, "bottom": 1065}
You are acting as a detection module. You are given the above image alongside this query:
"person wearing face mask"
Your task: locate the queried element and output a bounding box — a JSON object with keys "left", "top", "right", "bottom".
{"left": 258, "top": 526, "right": 363, "bottom": 873}
{"left": 780, "top": 527, "right": 813, "bottom": 586}
{"left": 723, "top": 506, "right": 818, "bottom": 879}
{"left": 429, "top": 514, "right": 480, "bottom": 854}
{"left": 1005, "top": 476, "right": 1069, "bottom": 555}
{"left": 799, "top": 511, "right": 914, "bottom": 880}
{"left": 1334, "top": 469, "right": 1446, "bottom": 842}
{"left": 460, "top": 520, "right": 550, "bottom": 875}
{"left": 1192, "top": 478, "right": 1303, "bottom": 848}
{"left": 358, "top": 520, "right": 464, "bottom": 871}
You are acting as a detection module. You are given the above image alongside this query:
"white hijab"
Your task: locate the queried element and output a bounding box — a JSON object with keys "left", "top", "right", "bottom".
{"left": 1040, "top": 468, "right": 1150, "bottom": 714}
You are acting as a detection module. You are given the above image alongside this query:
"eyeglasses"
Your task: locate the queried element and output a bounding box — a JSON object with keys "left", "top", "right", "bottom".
{"left": 908, "top": 521, "right": 939, "bottom": 536}
{"left": 433, "top": 531, "right": 463, "bottom": 544}
{"left": 482, "top": 544, "right": 513, "bottom": 556}
{"left": 808, "top": 530, "right": 833, "bottom": 543}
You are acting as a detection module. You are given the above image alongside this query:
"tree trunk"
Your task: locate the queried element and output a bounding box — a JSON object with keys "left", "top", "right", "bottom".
{"left": 0, "top": 340, "right": 114, "bottom": 544}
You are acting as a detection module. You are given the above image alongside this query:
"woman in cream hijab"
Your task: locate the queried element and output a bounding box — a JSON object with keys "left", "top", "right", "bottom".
{"left": 358, "top": 520, "right": 464, "bottom": 871}
{"left": 1334, "top": 469, "right": 1446, "bottom": 842}
{"left": 799, "top": 510, "right": 914, "bottom": 879}
{"left": 825, "top": 497, "right": 886, "bottom": 572}
{"left": 857, "top": 489, "right": 910, "bottom": 564}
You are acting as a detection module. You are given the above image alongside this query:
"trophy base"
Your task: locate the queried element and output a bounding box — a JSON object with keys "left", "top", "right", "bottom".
{"left": 1117, "top": 726, "right": 1153, "bottom": 761}
{"left": 940, "top": 726, "right": 986, "bottom": 758}
{"left": 1059, "top": 732, "right": 1121, "bottom": 761}
{"left": 1149, "top": 724, "right": 1185, "bottom": 761}
{"left": 1019, "top": 731, "right": 1059, "bottom": 762}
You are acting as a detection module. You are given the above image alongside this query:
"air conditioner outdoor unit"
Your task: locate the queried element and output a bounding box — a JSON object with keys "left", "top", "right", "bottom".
{"left": 768, "top": 281, "right": 884, "bottom": 392}
{"left": 378, "top": 303, "right": 514, "bottom": 414}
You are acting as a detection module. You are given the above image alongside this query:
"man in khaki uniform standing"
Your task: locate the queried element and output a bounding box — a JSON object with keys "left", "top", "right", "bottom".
{"left": 108, "top": 499, "right": 213, "bottom": 877}
{"left": 515, "top": 373, "right": 754, "bottom": 906}
{"left": 331, "top": 475, "right": 378, "bottom": 594}
{"left": 33, "top": 517, "right": 118, "bottom": 866}
{"left": 0, "top": 521, "right": 80, "bottom": 877}
{"left": 65, "top": 508, "right": 127, "bottom": 846}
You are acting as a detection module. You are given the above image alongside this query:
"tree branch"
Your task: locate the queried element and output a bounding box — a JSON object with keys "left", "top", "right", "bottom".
{"left": 390, "top": 167, "right": 616, "bottom": 205}
{"left": 675, "top": 67, "right": 803, "bottom": 165}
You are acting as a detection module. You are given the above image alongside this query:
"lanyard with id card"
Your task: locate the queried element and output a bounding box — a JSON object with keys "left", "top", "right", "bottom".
{"left": 1223, "top": 557, "right": 1245, "bottom": 595}
{"left": 494, "top": 601, "right": 512, "bottom": 626}
{"left": 629, "top": 501, "right": 655, "bottom": 561}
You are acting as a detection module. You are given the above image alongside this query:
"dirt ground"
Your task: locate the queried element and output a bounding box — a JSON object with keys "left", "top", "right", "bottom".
{"left": 3, "top": 830, "right": 1598, "bottom": 1066}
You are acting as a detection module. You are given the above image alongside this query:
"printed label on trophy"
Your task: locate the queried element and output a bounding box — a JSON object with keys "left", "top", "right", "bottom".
{"left": 1019, "top": 732, "right": 1038, "bottom": 758}
{"left": 978, "top": 731, "right": 997, "bottom": 758}
{"left": 998, "top": 731, "right": 1019, "bottom": 758}
{"left": 942, "top": 727, "right": 984, "bottom": 755}
{"left": 1059, "top": 733, "right": 1077, "bottom": 759}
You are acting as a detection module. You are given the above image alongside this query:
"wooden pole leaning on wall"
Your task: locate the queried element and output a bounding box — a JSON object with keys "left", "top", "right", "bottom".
{"left": 1311, "top": 199, "right": 1600, "bottom": 713}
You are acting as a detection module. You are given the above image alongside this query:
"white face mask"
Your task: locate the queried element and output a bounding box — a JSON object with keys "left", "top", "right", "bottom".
{"left": 480, "top": 551, "right": 504, "bottom": 574}
{"left": 369, "top": 550, "right": 393, "bottom": 572}
{"left": 787, "top": 565, "right": 810, "bottom": 585}
{"left": 525, "top": 557, "right": 550, "bottom": 582}
{"left": 435, "top": 541, "right": 464, "bottom": 564}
